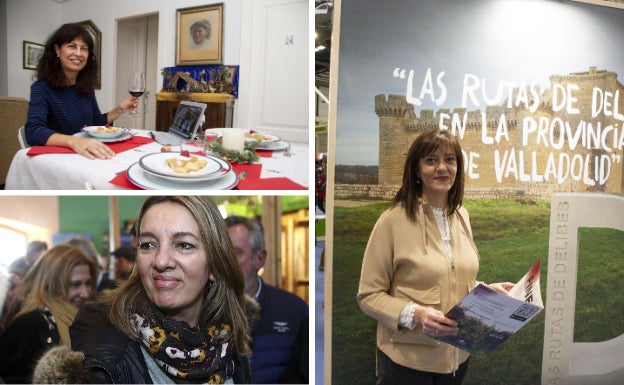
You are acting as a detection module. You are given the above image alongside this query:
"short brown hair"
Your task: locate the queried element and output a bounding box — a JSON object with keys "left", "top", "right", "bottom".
{"left": 394, "top": 128, "right": 465, "bottom": 221}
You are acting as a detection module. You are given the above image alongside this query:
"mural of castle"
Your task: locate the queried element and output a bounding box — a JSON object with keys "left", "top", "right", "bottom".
{"left": 375, "top": 67, "right": 624, "bottom": 198}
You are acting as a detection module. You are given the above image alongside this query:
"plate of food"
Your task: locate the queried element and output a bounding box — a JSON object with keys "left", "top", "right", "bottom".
{"left": 82, "top": 125, "right": 126, "bottom": 139}
{"left": 244, "top": 130, "right": 280, "bottom": 144}
{"left": 73, "top": 131, "right": 132, "bottom": 143}
{"left": 138, "top": 152, "right": 229, "bottom": 180}
{"left": 140, "top": 153, "right": 232, "bottom": 182}
{"left": 256, "top": 140, "right": 290, "bottom": 151}
{"left": 126, "top": 163, "right": 239, "bottom": 190}
{"left": 203, "top": 128, "right": 281, "bottom": 145}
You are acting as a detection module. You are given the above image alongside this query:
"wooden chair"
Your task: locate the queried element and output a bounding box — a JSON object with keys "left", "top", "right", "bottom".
{"left": 17, "top": 126, "right": 30, "bottom": 149}
{"left": 0, "top": 97, "right": 29, "bottom": 186}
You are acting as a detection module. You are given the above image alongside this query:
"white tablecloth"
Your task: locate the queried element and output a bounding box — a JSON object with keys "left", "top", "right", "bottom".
{"left": 5, "top": 132, "right": 309, "bottom": 190}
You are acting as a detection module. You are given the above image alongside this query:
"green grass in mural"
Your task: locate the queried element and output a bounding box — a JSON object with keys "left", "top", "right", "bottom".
{"left": 331, "top": 199, "right": 624, "bottom": 385}
{"left": 316, "top": 218, "right": 326, "bottom": 238}
{"left": 332, "top": 201, "right": 390, "bottom": 384}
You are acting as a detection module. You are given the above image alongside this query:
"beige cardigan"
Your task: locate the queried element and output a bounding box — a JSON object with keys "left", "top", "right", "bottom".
{"left": 357, "top": 202, "right": 479, "bottom": 374}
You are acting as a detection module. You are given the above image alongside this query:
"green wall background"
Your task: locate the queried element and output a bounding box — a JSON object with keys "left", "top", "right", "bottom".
{"left": 58, "top": 196, "right": 308, "bottom": 255}
{"left": 58, "top": 196, "right": 148, "bottom": 254}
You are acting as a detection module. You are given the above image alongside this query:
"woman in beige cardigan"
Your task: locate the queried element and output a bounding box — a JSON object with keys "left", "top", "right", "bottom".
{"left": 357, "top": 128, "right": 514, "bottom": 385}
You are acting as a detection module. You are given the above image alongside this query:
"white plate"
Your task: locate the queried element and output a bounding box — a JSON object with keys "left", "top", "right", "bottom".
{"left": 257, "top": 140, "right": 289, "bottom": 151}
{"left": 141, "top": 156, "right": 232, "bottom": 183}
{"left": 73, "top": 131, "right": 132, "bottom": 143}
{"left": 82, "top": 125, "right": 126, "bottom": 139}
{"left": 204, "top": 128, "right": 281, "bottom": 145}
{"left": 244, "top": 131, "right": 281, "bottom": 144}
{"left": 138, "top": 152, "right": 227, "bottom": 179}
{"left": 127, "top": 163, "right": 239, "bottom": 190}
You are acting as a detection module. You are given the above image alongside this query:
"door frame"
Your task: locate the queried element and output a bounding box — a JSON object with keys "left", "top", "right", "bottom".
{"left": 114, "top": 13, "right": 159, "bottom": 131}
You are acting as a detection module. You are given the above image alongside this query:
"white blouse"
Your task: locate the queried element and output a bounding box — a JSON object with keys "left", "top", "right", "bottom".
{"left": 399, "top": 207, "right": 452, "bottom": 330}
{"left": 431, "top": 207, "right": 452, "bottom": 261}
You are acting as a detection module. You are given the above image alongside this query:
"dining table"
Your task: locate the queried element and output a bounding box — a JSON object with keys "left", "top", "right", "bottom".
{"left": 5, "top": 130, "right": 309, "bottom": 190}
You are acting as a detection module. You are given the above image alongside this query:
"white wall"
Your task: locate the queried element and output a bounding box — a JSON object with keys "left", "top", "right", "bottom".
{"left": 3, "top": 0, "right": 243, "bottom": 112}
{"left": 0, "top": 0, "right": 9, "bottom": 95}
{"left": 5, "top": 0, "right": 63, "bottom": 98}
{"left": 238, "top": 0, "right": 309, "bottom": 143}
{"left": 3, "top": 0, "right": 308, "bottom": 143}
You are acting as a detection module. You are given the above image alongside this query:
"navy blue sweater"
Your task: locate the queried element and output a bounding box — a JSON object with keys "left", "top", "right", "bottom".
{"left": 24, "top": 80, "right": 108, "bottom": 146}
{"left": 251, "top": 279, "right": 309, "bottom": 384}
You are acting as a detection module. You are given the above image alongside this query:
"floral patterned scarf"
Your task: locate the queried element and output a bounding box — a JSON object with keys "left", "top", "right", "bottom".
{"left": 130, "top": 301, "right": 235, "bottom": 384}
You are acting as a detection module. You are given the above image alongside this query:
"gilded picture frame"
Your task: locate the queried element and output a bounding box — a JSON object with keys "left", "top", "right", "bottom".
{"left": 176, "top": 3, "right": 224, "bottom": 65}
{"left": 23, "top": 41, "right": 44, "bottom": 70}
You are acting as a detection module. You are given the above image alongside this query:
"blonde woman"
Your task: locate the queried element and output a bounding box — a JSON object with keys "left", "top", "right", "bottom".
{"left": 0, "top": 244, "right": 97, "bottom": 383}
{"left": 35, "top": 196, "right": 258, "bottom": 384}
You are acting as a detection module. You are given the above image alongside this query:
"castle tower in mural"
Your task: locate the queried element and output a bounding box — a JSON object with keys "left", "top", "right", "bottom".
{"left": 375, "top": 67, "right": 624, "bottom": 198}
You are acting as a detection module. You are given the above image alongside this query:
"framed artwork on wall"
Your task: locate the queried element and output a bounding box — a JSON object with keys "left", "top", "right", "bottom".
{"left": 176, "top": 3, "right": 224, "bottom": 65}
{"left": 23, "top": 41, "right": 44, "bottom": 70}
{"left": 79, "top": 19, "right": 101, "bottom": 89}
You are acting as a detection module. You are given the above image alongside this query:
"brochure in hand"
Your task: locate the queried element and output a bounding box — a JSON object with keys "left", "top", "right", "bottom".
{"left": 435, "top": 260, "right": 543, "bottom": 355}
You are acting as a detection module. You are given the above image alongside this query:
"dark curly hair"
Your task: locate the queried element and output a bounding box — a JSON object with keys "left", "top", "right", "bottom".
{"left": 35, "top": 23, "right": 97, "bottom": 95}
{"left": 394, "top": 128, "right": 465, "bottom": 221}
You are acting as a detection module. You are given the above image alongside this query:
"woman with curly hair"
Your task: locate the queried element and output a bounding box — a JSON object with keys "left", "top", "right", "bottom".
{"left": 24, "top": 22, "right": 138, "bottom": 159}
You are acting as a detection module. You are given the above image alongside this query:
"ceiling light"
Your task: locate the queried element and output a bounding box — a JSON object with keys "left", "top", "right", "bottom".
{"left": 315, "top": 45, "right": 326, "bottom": 52}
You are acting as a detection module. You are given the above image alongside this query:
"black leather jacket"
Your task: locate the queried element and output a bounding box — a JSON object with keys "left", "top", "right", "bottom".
{"left": 0, "top": 310, "right": 60, "bottom": 383}
{"left": 70, "top": 303, "right": 253, "bottom": 384}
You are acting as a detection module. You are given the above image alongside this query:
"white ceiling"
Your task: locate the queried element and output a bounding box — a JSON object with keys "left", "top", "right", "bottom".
{"left": 314, "top": 0, "right": 624, "bottom": 89}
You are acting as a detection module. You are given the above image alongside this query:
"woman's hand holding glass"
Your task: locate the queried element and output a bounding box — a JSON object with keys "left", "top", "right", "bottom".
{"left": 120, "top": 95, "right": 140, "bottom": 114}
{"left": 128, "top": 72, "right": 145, "bottom": 115}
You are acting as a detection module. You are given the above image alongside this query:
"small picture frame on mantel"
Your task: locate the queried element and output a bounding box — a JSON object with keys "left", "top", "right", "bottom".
{"left": 23, "top": 41, "right": 44, "bottom": 70}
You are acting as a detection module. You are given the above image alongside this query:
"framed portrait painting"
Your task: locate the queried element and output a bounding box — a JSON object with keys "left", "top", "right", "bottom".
{"left": 176, "top": 3, "right": 224, "bottom": 65}
{"left": 79, "top": 19, "right": 101, "bottom": 89}
{"left": 23, "top": 41, "right": 44, "bottom": 70}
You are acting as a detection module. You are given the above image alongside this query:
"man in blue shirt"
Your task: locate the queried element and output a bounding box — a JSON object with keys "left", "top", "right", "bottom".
{"left": 225, "top": 216, "right": 309, "bottom": 384}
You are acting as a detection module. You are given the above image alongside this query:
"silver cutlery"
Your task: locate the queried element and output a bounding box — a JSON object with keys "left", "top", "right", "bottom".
{"left": 284, "top": 143, "right": 293, "bottom": 157}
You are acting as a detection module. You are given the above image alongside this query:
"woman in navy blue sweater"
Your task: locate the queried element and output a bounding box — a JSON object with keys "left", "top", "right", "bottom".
{"left": 24, "top": 23, "right": 138, "bottom": 159}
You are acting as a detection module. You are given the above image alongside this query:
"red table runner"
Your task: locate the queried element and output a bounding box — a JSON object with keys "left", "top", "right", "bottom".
{"left": 255, "top": 149, "right": 273, "bottom": 158}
